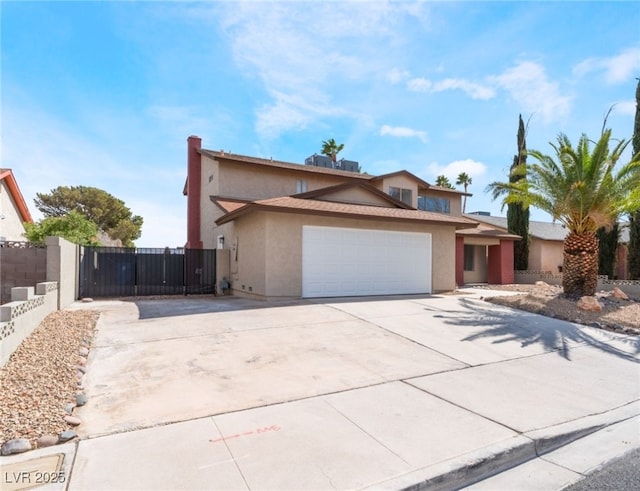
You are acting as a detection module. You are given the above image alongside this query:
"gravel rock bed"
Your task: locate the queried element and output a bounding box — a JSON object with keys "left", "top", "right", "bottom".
{"left": 477, "top": 284, "right": 640, "bottom": 335}
{"left": 0, "top": 310, "right": 99, "bottom": 449}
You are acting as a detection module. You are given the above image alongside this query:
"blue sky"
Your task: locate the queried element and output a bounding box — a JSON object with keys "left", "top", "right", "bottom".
{"left": 2, "top": 1, "right": 639, "bottom": 247}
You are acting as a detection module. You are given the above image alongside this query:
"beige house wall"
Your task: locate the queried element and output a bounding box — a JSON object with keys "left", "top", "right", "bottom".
{"left": 529, "top": 239, "right": 564, "bottom": 272}
{"left": 217, "top": 160, "right": 354, "bottom": 201}
{"left": 229, "top": 212, "right": 457, "bottom": 298}
{"left": 373, "top": 175, "right": 418, "bottom": 208}
{"left": 463, "top": 245, "right": 488, "bottom": 284}
{"left": 315, "top": 187, "right": 392, "bottom": 207}
{"left": 199, "top": 155, "right": 221, "bottom": 248}
{"left": 0, "top": 181, "right": 27, "bottom": 241}
{"left": 229, "top": 212, "right": 266, "bottom": 297}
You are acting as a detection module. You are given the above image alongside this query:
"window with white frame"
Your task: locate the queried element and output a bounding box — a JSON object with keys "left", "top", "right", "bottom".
{"left": 296, "top": 180, "right": 308, "bottom": 193}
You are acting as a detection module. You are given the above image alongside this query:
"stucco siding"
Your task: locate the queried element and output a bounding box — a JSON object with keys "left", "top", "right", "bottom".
{"left": 314, "top": 187, "right": 392, "bottom": 207}
{"left": 230, "top": 212, "right": 266, "bottom": 296}
{"left": 0, "top": 181, "right": 27, "bottom": 241}
{"left": 529, "top": 239, "right": 564, "bottom": 272}
{"left": 217, "top": 161, "right": 351, "bottom": 201}
{"left": 199, "top": 155, "right": 221, "bottom": 248}
{"left": 376, "top": 175, "right": 418, "bottom": 208}
{"left": 463, "top": 245, "right": 487, "bottom": 284}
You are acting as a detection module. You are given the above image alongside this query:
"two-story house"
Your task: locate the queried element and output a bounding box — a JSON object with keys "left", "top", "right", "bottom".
{"left": 184, "top": 136, "right": 517, "bottom": 298}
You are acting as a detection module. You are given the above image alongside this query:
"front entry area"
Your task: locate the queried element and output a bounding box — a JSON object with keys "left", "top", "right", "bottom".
{"left": 302, "top": 226, "right": 432, "bottom": 298}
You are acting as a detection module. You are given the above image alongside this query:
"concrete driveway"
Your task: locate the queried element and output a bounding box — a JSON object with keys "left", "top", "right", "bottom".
{"left": 67, "top": 290, "right": 639, "bottom": 490}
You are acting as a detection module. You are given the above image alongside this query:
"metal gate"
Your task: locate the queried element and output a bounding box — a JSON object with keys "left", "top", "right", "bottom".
{"left": 79, "top": 247, "right": 216, "bottom": 298}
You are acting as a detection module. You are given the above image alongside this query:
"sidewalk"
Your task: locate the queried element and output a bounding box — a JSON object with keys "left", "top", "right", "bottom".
{"left": 1, "top": 290, "right": 638, "bottom": 490}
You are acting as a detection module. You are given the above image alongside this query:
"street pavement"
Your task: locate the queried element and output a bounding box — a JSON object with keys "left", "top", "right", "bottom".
{"left": 1, "top": 288, "right": 638, "bottom": 490}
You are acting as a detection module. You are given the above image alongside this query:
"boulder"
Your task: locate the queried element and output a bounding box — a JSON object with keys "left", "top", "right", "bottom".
{"left": 58, "top": 430, "right": 77, "bottom": 442}
{"left": 1, "top": 438, "right": 31, "bottom": 455}
{"left": 577, "top": 296, "right": 603, "bottom": 312}
{"left": 612, "top": 287, "right": 629, "bottom": 300}
{"left": 64, "top": 415, "right": 82, "bottom": 426}
{"left": 37, "top": 435, "right": 58, "bottom": 448}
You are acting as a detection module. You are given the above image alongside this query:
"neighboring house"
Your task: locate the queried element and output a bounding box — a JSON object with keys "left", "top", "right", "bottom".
{"left": 0, "top": 169, "right": 33, "bottom": 242}
{"left": 466, "top": 213, "right": 632, "bottom": 280}
{"left": 184, "top": 136, "right": 516, "bottom": 298}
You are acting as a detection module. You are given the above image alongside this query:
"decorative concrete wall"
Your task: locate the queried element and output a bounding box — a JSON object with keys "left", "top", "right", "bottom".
{"left": 0, "top": 282, "right": 58, "bottom": 366}
{"left": 45, "top": 236, "right": 79, "bottom": 308}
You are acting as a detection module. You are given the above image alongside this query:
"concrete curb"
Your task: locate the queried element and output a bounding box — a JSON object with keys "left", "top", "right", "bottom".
{"left": 367, "top": 401, "right": 640, "bottom": 491}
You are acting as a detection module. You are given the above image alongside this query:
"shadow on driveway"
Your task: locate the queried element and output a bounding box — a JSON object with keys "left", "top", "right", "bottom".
{"left": 437, "top": 297, "right": 640, "bottom": 362}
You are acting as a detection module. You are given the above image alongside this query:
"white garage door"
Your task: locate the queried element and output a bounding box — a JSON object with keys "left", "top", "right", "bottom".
{"left": 302, "top": 226, "right": 432, "bottom": 298}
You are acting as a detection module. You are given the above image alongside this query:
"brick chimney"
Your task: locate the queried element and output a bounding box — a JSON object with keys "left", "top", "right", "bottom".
{"left": 186, "top": 135, "right": 203, "bottom": 249}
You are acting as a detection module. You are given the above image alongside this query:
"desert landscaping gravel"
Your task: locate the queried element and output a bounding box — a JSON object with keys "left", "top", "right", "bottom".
{"left": 0, "top": 310, "right": 98, "bottom": 449}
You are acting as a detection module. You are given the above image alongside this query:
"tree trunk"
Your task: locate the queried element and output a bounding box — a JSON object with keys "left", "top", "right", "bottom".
{"left": 563, "top": 232, "right": 599, "bottom": 297}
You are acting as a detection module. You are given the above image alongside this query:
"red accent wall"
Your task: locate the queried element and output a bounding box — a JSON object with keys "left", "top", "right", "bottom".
{"left": 488, "top": 240, "right": 515, "bottom": 284}
{"left": 186, "top": 136, "right": 203, "bottom": 249}
{"left": 455, "top": 236, "right": 465, "bottom": 287}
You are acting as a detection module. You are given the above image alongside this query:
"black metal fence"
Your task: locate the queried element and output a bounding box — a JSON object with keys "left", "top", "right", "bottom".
{"left": 79, "top": 247, "right": 216, "bottom": 298}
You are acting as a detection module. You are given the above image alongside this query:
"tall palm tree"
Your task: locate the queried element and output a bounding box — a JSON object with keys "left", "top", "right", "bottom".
{"left": 321, "top": 138, "right": 344, "bottom": 163}
{"left": 456, "top": 172, "right": 472, "bottom": 213}
{"left": 435, "top": 175, "right": 454, "bottom": 189}
{"left": 487, "top": 129, "right": 640, "bottom": 297}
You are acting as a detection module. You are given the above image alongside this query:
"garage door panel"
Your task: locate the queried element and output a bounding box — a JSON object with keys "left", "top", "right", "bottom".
{"left": 302, "top": 226, "right": 431, "bottom": 298}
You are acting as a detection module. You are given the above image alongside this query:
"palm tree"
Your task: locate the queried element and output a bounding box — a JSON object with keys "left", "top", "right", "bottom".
{"left": 487, "top": 129, "right": 640, "bottom": 297}
{"left": 435, "top": 175, "right": 455, "bottom": 189}
{"left": 321, "top": 138, "right": 344, "bottom": 163}
{"left": 456, "top": 172, "right": 472, "bottom": 213}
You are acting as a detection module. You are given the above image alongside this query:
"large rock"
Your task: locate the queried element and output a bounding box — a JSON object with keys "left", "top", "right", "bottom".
{"left": 58, "top": 430, "right": 77, "bottom": 442}
{"left": 612, "top": 287, "right": 629, "bottom": 300}
{"left": 1, "top": 438, "right": 32, "bottom": 455}
{"left": 37, "top": 435, "right": 58, "bottom": 448}
{"left": 64, "top": 415, "right": 82, "bottom": 426}
{"left": 577, "top": 296, "right": 603, "bottom": 312}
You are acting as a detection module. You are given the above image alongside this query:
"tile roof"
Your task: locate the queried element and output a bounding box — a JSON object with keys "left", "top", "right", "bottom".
{"left": 464, "top": 214, "right": 567, "bottom": 241}
{"left": 464, "top": 213, "right": 632, "bottom": 243}
{"left": 456, "top": 222, "right": 521, "bottom": 240}
{"left": 217, "top": 196, "right": 479, "bottom": 228}
{"left": 210, "top": 197, "right": 251, "bottom": 213}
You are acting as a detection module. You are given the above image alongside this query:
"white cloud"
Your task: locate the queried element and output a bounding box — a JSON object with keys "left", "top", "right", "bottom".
{"left": 432, "top": 78, "right": 495, "bottom": 100}
{"left": 380, "top": 125, "right": 428, "bottom": 143}
{"left": 407, "top": 77, "right": 433, "bottom": 92}
{"left": 212, "top": 2, "right": 418, "bottom": 139}
{"left": 387, "top": 68, "right": 411, "bottom": 84}
{"left": 489, "top": 61, "right": 572, "bottom": 123}
{"left": 425, "top": 159, "right": 488, "bottom": 184}
{"left": 614, "top": 100, "right": 636, "bottom": 116}
{"left": 573, "top": 46, "right": 640, "bottom": 84}
{"left": 407, "top": 77, "right": 494, "bottom": 100}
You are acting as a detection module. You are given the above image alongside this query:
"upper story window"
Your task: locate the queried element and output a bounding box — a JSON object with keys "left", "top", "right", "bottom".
{"left": 296, "top": 180, "right": 308, "bottom": 193}
{"left": 418, "top": 196, "right": 450, "bottom": 214}
{"left": 389, "top": 186, "right": 412, "bottom": 206}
